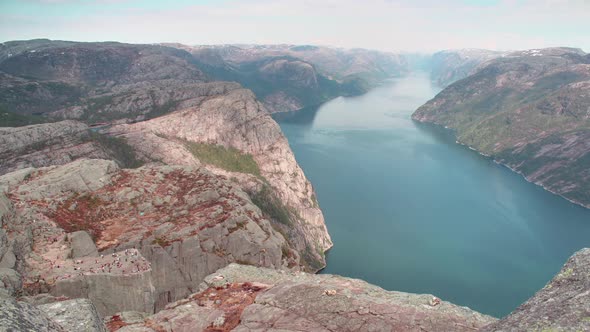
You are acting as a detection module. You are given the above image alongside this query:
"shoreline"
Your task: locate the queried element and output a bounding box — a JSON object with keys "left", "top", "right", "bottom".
{"left": 418, "top": 119, "right": 590, "bottom": 211}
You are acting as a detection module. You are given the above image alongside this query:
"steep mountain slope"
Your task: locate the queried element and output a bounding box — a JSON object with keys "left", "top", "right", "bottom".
{"left": 429, "top": 49, "right": 504, "bottom": 87}
{"left": 413, "top": 47, "right": 590, "bottom": 207}
{"left": 175, "top": 44, "right": 408, "bottom": 113}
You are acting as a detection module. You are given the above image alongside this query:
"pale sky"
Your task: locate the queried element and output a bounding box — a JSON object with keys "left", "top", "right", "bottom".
{"left": 1, "top": 0, "right": 589, "bottom": 52}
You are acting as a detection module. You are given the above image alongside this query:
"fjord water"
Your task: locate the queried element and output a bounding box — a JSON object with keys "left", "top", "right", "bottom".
{"left": 274, "top": 72, "right": 590, "bottom": 318}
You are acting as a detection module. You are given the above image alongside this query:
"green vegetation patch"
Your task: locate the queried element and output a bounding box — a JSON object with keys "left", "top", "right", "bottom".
{"left": 0, "top": 105, "right": 49, "bottom": 127}
{"left": 250, "top": 185, "right": 292, "bottom": 226}
{"left": 311, "top": 193, "right": 319, "bottom": 209}
{"left": 85, "top": 94, "right": 116, "bottom": 114}
{"left": 152, "top": 237, "right": 172, "bottom": 247}
{"left": 145, "top": 99, "right": 180, "bottom": 120}
{"left": 184, "top": 141, "right": 261, "bottom": 176}
{"left": 558, "top": 267, "right": 574, "bottom": 279}
{"left": 300, "top": 244, "right": 325, "bottom": 272}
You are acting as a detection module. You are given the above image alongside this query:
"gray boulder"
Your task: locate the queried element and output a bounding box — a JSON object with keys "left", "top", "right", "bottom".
{"left": 0, "top": 250, "right": 16, "bottom": 270}
{"left": 0, "top": 229, "right": 15, "bottom": 269}
{"left": 0, "top": 297, "right": 64, "bottom": 332}
{"left": 0, "top": 268, "right": 21, "bottom": 296}
{"left": 50, "top": 270, "right": 156, "bottom": 317}
{"left": 68, "top": 231, "right": 98, "bottom": 258}
{"left": 38, "top": 299, "right": 107, "bottom": 332}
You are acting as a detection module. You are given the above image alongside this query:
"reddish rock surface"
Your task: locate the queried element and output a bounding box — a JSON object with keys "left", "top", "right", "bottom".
{"left": 111, "top": 264, "right": 497, "bottom": 332}
{"left": 0, "top": 159, "right": 297, "bottom": 315}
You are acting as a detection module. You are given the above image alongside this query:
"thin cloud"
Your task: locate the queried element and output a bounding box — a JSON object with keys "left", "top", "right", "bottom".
{"left": 1, "top": 0, "right": 588, "bottom": 52}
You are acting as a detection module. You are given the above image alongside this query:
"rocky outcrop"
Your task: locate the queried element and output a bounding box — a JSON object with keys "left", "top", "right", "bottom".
{"left": 0, "top": 120, "right": 148, "bottom": 175}
{"left": 413, "top": 47, "right": 590, "bottom": 208}
{"left": 0, "top": 159, "right": 300, "bottom": 314}
{"left": 0, "top": 121, "right": 109, "bottom": 175}
{"left": 109, "top": 87, "right": 332, "bottom": 271}
{"left": 112, "top": 263, "right": 496, "bottom": 331}
{"left": 68, "top": 231, "right": 99, "bottom": 258}
{"left": 483, "top": 248, "right": 590, "bottom": 331}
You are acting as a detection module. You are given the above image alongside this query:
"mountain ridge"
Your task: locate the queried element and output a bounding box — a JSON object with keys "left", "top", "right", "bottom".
{"left": 2, "top": 39, "right": 590, "bottom": 331}
{"left": 413, "top": 46, "right": 590, "bottom": 208}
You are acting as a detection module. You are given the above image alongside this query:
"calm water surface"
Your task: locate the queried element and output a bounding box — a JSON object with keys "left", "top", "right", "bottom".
{"left": 274, "top": 72, "right": 590, "bottom": 317}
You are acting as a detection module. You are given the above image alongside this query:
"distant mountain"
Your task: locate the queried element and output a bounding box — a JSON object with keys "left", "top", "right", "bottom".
{"left": 429, "top": 49, "right": 505, "bottom": 87}
{"left": 0, "top": 40, "right": 409, "bottom": 119}
{"left": 170, "top": 44, "right": 409, "bottom": 113}
{"left": 413, "top": 47, "right": 590, "bottom": 207}
{"left": 0, "top": 39, "right": 213, "bottom": 123}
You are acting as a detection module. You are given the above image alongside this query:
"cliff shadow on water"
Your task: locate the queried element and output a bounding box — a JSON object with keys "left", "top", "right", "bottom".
{"left": 271, "top": 104, "right": 322, "bottom": 128}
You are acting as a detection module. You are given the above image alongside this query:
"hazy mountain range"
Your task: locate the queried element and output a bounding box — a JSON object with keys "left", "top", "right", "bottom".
{"left": 1, "top": 39, "right": 589, "bottom": 331}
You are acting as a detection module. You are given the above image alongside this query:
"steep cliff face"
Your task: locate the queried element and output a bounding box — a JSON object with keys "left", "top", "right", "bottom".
{"left": 0, "top": 159, "right": 300, "bottom": 314}
{"left": 182, "top": 44, "right": 409, "bottom": 113}
{"left": 109, "top": 87, "right": 332, "bottom": 271}
{"left": 413, "top": 47, "right": 590, "bottom": 207}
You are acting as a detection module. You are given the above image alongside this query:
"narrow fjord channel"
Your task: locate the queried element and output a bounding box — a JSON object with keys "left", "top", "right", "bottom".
{"left": 274, "top": 72, "right": 590, "bottom": 318}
